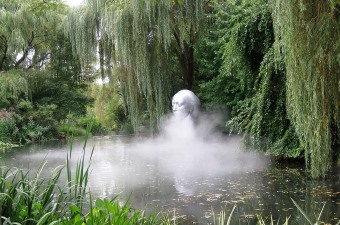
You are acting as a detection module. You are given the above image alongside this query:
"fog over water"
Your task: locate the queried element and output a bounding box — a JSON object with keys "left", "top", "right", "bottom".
{"left": 87, "top": 112, "right": 270, "bottom": 199}
{"left": 2, "top": 112, "right": 340, "bottom": 224}
{"left": 135, "top": 113, "right": 268, "bottom": 177}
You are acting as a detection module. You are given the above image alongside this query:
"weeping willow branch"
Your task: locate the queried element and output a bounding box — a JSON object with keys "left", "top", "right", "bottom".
{"left": 0, "top": 70, "right": 29, "bottom": 107}
{"left": 65, "top": 0, "right": 204, "bottom": 132}
{"left": 0, "top": 0, "right": 66, "bottom": 71}
{"left": 272, "top": 0, "right": 340, "bottom": 178}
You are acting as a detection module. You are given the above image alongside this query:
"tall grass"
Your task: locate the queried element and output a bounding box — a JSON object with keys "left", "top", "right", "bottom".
{"left": 0, "top": 163, "right": 64, "bottom": 224}
{"left": 66, "top": 119, "right": 94, "bottom": 212}
{"left": 0, "top": 119, "right": 170, "bottom": 225}
{"left": 211, "top": 205, "right": 236, "bottom": 225}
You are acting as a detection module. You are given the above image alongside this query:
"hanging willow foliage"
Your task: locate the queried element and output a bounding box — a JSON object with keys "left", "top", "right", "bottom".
{"left": 0, "top": 70, "right": 28, "bottom": 107}
{"left": 108, "top": 0, "right": 174, "bottom": 131}
{"left": 0, "top": 0, "right": 66, "bottom": 71}
{"left": 65, "top": 0, "right": 204, "bottom": 132}
{"left": 272, "top": 0, "right": 340, "bottom": 178}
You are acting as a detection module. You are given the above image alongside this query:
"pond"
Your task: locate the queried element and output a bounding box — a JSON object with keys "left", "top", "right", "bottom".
{"left": 1, "top": 134, "right": 339, "bottom": 225}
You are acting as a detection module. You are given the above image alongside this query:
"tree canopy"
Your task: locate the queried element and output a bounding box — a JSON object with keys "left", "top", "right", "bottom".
{"left": 65, "top": 0, "right": 204, "bottom": 131}
{"left": 0, "top": 0, "right": 339, "bottom": 178}
{"left": 0, "top": 0, "right": 93, "bottom": 143}
{"left": 66, "top": 0, "right": 340, "bottom": 178}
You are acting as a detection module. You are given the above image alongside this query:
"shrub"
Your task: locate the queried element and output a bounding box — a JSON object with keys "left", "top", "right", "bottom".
{"left": 58, "top": 123, "right": 87, "bottom": 137}
{"left": 6, "top": 101, "right": 60, "bottom": 143}
{"left": 77, "top": 116, "right": 108, "bottom": 136}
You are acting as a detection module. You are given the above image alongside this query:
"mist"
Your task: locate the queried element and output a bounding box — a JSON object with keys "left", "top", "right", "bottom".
{"left": 131, "top": 112, "right": 269, "bottom": 185}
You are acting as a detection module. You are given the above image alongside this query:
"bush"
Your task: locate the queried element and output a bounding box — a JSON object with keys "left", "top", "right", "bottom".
{"left": 77, "top": 116, "right": 108, "bottom": 136}
{"left": 15, "top": 101, "right": 59, "bottom": 143}
{"left": 58, "top": 123, "right": 87, "bottom": 137}
{"left": 0, "top": 101, "right": 60, "bottom": 144}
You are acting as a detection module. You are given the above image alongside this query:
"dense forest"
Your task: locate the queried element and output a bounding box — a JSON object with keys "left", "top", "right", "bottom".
{"left": 0, "top": 0, "right": 339, "bottom": 178}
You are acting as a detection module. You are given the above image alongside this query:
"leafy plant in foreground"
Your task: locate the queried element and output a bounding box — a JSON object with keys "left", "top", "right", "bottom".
{"left": 0, "top": 120, "right": 170, "bottom": 225}
{"left": 0, "top": 163, "right": 64, "bottom": 224}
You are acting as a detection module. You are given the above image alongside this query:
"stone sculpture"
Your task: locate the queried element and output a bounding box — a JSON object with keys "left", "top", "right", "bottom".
{"left": 171, "top": 89, "right": 201, "bottom": 120}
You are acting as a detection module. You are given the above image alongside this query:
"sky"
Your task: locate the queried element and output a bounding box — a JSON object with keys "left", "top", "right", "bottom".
{"left": 64, "top": 0, "right": 84, "bottom": 7}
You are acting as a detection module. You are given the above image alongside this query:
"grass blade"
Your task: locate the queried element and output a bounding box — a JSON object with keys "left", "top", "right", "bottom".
{"left": 37, "top": 212, "right": 52, "bottom": 225}
{"left": 291, "top": 198, "right": 313, "bottom": 225}
{"left": 226, "top": 204, "right": 236, "bottom": 225}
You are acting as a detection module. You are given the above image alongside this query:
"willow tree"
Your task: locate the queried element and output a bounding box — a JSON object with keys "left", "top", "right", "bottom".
{"left": 272, "top": 0, "right": 340, "bottom": 178}
{"left": 0, "top": 0, "right": 67, "bottom": 108}
{"left": 0, "top": 0, "right": 66, "bottom": 71}
{"left": 65, "top": 0, "right": 204, "bottom": 131}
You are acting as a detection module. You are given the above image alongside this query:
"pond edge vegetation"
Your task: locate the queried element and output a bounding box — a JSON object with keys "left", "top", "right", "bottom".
{"left": 1, "top": 121, "right": 336, "bottom": 225}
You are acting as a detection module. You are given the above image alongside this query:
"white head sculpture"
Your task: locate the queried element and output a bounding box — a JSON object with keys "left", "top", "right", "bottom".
{"left": 171, "top": 89, "right": 201, "bottom": 120}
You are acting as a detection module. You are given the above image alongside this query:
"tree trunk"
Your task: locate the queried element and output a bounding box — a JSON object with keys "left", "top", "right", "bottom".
{"left": 173, "top": 29, "right": 195, "bottom": 90}
{"left": 179, "top": 42, "right": 194, "bottom": 90}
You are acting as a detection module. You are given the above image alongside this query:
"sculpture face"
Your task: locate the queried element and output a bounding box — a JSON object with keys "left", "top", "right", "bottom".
{"left": 172, "top": 90, "right": 200, "bottom": 119}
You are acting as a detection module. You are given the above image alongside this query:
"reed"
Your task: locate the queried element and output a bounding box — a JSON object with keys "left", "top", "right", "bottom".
{"left": 0, "top": 163, "right": 64, "bottom": 224}
{"left": 0, "top": 119, "right": 169, "bottom": 225}
{"left": 211, "top": 205, "right": 236, "bottom": 225}
{"left": 65, "top": 119, "right": 94, "bottom": 212}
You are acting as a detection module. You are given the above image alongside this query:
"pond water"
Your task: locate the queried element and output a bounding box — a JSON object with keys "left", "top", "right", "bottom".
{"left": 1, "top": 134, "right": 339, "bottom": 224}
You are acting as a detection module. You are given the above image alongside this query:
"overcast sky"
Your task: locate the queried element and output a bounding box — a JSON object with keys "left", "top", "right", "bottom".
{"left": 64, "top": 0, "right": 84, "bottom": 7}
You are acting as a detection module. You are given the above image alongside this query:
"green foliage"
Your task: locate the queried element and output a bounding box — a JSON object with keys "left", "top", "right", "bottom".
{"left": 65, "top": 0, "right": 204, "bottom": 132}
{"left": 0, "top": 101, "right": 58, "bottom": 144}
{"left": 0, "top": 0, "right": 65, "bottom": 71}
{"left": 211, "top": 205, "right": 236, "bottom": 225}
{"left": 197, "top": 0, "right": 302, "bottom": 158}
{"left": 0, "top": 165, "right": 64, "bottom": 223}
{"left": 0, "top": 70, "right": 29, "bottom": 108}
{"left": 290, "top": 198, "right": 328, "bottom": 225}
{"left": 66, "top": 198, "right": 165, "bottom": 225}
{"left": 58, "top": 123, "right": 87, "bottom": 137}
{"left": 198, "top": 0, "right": 274, "bottom": 114}
{"left": 272, "top": 0, "right": 340, "bottom": 178}
{"left": 29, "top": 33, "right": 93, "bottom": 121}
{"left": 0, "top": 0, "right": 93, "bottom": 144}
{"left": 15, "top": 101, "right": 58, "bottom": 143}
{"left": 194, "top": 1, "right": 226, "bottom": 107}
{"left": 0, "top": 123, "right": 171, "bottom": 225}
{"left": 0, "top": 111, "right": 17, "bottom": 144}
{"left": 88, "top": 84, "right": 130, "bottom": 134}
{"left": 77, "top": 116, "right": 108, "bottom": 136}
{"left": 65, "top": 121, "right": 94, "bottom": 213}
{"left": 227, "top": 47, "right": 302, "bottom": 158}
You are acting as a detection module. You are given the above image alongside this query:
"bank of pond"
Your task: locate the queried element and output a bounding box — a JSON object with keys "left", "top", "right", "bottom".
{"left": 0, "top": 136, "right": 339, "bottom": 225}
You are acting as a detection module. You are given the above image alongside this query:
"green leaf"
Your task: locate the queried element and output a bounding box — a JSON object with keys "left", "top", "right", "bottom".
{"left": 95, "top": 198, "right": 105, "bottom": 210}
{"left": 37, "top": 212, "right": 52, "bottom": 225}
{"left": 70, "top": 204, "right": 81, "bottom": 214}
{"left": 33, "top": 201, "right": 42, "bottom": 211}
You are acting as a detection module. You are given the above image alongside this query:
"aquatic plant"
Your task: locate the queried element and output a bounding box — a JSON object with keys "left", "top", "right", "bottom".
{"left": 290, "top": 198, "right": 331, "bottom": 225}
{"left": 0, "top": 120, "right": 171, "bottom": 225}
{"left": 66, "top": 197, "right": 167, "bottom": 225}
{"left": 0, "top": 164, "right": 170, "bottom": 225}
{"left": 211, "top": 205, "right": 236, "bottom": 225}
{"left": 65, "top": 119, "right": 94, "bottom": 212}
{"left": 0, "top": 163, "right": 64, "bottom": 223}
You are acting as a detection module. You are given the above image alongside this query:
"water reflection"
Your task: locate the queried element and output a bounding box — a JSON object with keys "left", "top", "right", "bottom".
{"left": 0, "top": 136, "right": 339, "bottom": 225}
